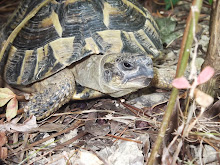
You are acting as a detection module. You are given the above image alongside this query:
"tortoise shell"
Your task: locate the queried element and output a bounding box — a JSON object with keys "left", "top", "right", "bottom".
{"left": 0, "top": 0, "right": 162, "bottom": 86}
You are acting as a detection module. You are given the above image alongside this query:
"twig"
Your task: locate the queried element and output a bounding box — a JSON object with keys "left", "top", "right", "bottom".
{"left": 27, "top": 120, "right": 83, "bottom": 149}
{"left": 113, "top": 125, "right": 128, "bottom": 143}
{"left": 0, "top": 108, "right": 24, "bottom": 118}
{"left": 11, "top": 120, "right": 83, "bottom": 155}
{"left": 25, "top": 131, "right": 87, "bottom": 165}
{"left": 19, "top": 133, "right": 29, "bottom": 162}
{"left": 147, "top": 0, "right": 203, "bottom": 164}
{"left": 52, "top": 131, "right": 87, "bottom": 151}
{"left": 16, "top": 95, "right": 27, "bottom": 101}
{"left": 106, "top": 134, "right": 142, "bottom": 144}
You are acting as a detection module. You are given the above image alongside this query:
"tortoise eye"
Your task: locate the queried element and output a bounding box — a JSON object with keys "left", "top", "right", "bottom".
{"left": 121, "top": 61, "right": 134, "bottom": 70}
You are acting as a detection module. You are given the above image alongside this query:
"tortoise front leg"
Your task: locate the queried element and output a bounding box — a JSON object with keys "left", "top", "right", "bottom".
{"left": 24, "top": 69, "right": 75, "bottom": 120}
{"left": 72, "top": 84, "right": 106, "bottom": 100}
{"left": 151, "top": 67, "right": 176, "bottom": 89}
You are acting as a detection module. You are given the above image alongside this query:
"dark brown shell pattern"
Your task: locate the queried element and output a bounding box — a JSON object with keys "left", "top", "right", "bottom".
{"left": 0, "top": 0, "right": 162, "bottom": 86}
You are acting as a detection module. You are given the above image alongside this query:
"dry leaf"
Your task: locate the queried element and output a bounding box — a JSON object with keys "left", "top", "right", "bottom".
{"left": 0, "top": 116, "right": 38, "bottom": 132}
{"left": 37, "top": 123, "right": 66, "bottom": 132}
{"left": 0, "top": 88, "right": 15, "bottom": 107}
{"left": 0, "top": 147, "right": 7, "bottom": 159}
{"left": 6, "top": 97, "right": 18, "bottom": 121}
{"left": 78, "top": 150, "right": 103, "bottom": 165}
{"left": 194, "top": 89, "right": 214, "bottom": 108}
{"left": 0, "top": 132, "right": 7, "bottom": 147}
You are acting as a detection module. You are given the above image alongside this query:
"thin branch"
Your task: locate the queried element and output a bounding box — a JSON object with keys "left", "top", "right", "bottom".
{"left": 147, "top": 0, "right": 203, "bottom": 164}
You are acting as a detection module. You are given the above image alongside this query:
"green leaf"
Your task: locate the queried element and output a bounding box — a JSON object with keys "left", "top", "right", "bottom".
{"left": 0, "top": 88, "right": 15, "bottom": 107}
{"left": 165, "top": 0, "right": 180, "bottom": 10}
{"left": 6, "top": 97, "right": 18, "bottom": 121}
{"left": 208, "top": 0, "right": 213, "bottom": 5}
{"left": 155, "top": 17, "right": 182, "bottom": 46}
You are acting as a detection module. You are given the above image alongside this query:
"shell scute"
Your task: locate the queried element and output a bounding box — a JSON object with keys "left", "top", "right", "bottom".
{"left": 1, "top": 0, "right": 162, "bottom": 86}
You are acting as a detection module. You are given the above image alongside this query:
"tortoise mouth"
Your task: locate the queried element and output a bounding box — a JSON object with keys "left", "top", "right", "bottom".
{"left": 124, "top": 76, "right": 152, "bottom": 87}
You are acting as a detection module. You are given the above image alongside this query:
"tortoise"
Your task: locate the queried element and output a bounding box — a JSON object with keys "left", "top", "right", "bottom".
{"left": 0, "top": 0, "right": 172, "bottom": 120}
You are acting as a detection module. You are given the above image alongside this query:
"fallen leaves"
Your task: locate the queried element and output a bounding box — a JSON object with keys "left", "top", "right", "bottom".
{"left": 0, "top": 147, "right": 7, "bottom": 160}
{"left": 0, "top": 88, "right": 18, "bottom": 121}
{"left": 6, "top": 97, "right": 18, "bottom": 121}
{"left": 0, "top": 116, "right": 38, "bottom": 132}
{"left": 0, "top": 132, "right": 7, "bottom": 160}
{"left": 0, "top": 132, "right": 7, "bottom": 146}
{"left": 194, "top": 88, "right": 214, "bottom": 108}
{"left": 0, "top": 88, "right": 15, "bottom": 107}
{"left": 0, "top": 117, "right": 38, "bottom": 160}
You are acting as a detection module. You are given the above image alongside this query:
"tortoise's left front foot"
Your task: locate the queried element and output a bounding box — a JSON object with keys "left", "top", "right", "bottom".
{"left": 24, "top": 69, "right": 75, "bottom": 120}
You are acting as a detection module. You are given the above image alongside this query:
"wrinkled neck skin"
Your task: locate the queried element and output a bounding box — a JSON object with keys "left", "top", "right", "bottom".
{"left": 71, "top": 55, "right": 103, "bottom": 93}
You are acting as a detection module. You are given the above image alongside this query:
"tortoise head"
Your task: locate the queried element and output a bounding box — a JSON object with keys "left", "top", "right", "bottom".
{"left": 72, "top": 53, "right": 154, "bottom": 97}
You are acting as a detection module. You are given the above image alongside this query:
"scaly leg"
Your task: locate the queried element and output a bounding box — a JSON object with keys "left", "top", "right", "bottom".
{"left": 24, "top": 69, "right": 75, "bottom": 120}
{"left": 72, "top": 84, "right": 105, "bottom": 100}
